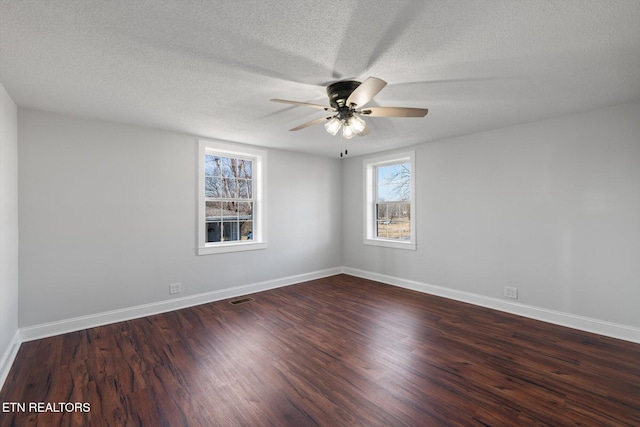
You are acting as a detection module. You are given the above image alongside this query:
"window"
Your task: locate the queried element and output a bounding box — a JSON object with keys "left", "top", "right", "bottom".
{"left": 364, "top": 151, "right": 416, "bottom": 250}
{"left": 198, "top": 140, "right": 267, "bottom": 255}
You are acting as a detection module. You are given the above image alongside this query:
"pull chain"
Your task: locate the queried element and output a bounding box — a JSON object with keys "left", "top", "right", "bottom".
{"left": 340, "top": 130, "right": 348, "bottom": 158}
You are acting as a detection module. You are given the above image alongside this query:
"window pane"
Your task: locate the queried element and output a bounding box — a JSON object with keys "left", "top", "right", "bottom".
{"left": 222, "top": 222, "right": 239, "bottom": 241}
{"left": 237, "top": 179, "right": 250, "bottom": 199}
{"left": 238, "top": 159, "right": 252, "bottom": 179}
{"left": 377, "top": 183, "right": 390, "bottom": 202}
{"left": 240, "top": 221, "right": 253, "bottom": 240}
{"left": 222, "top": 202, "right": 238, "bottom": 220}
{"left": 376, "top": 203, "right": 389, "bottom": 223}
{"left": 219, "top": 157, "right": 234, "bottom": 177}
{"left": 377, "top": 221, "right": 388, "bottom": 238}
{"left": 377, "top": 163, "right": 410, "bottom": 201}
{"left": 221, "top": 178, "right": 237, "bottom": 198}
{"left": 205, "top": 201, "right": 223, "bottom": 221}
{"left": 376, "top": 202, "right": 411, "bottom": 240}
{"left": 390, "top": 202, "right": 411, "bottom": 240}
{"left": 205, "top": 177, "right": 221, "bottom": 197}
{"left": 230, "top": 158, "right": 238, "bottom": 177}
{"left": 237, "top": 202, "right": 253, "bottom": 219}
{"left": 206, "top": 222, "right": 221, "bottom": 243}
{"left": 376, "top": 203, "right": 388, "bottom": 238}
{"left": 205, "top": 155, "right": 221, "bottom": 176}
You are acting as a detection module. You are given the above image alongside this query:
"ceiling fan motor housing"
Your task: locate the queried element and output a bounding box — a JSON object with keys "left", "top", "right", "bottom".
{"left": 326, "top": 80, "right": 361, "bottom": 110}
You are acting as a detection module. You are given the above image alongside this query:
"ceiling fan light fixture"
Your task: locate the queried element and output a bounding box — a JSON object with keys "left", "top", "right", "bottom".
{"left": 324, "top": 117, "right": 341, "bottom": 136}
{"left": 350, "top": 115, "right": 366, "bottom": 134}
{"left": 342, "top": 123, "right": 356, "bottom": 139}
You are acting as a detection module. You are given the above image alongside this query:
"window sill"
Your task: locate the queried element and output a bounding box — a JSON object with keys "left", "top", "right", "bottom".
{"left": 198, "top": 241, "right": 268, "bottom": 255}
{"left": 363, "top": 238, "right": 416, "bottom": 251}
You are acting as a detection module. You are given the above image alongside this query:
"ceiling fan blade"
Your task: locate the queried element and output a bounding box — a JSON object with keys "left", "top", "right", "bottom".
{"left": 346, "top": 77, "right": 387, "bottom": 108}
{"left": 289, "top": 116, "right": 332, "bottom": 131}
{"left": 270, "top": 99, "right": 331, "bottom": 110}
{"left": 361, "top": 106, "right": 429, "bottom": 117}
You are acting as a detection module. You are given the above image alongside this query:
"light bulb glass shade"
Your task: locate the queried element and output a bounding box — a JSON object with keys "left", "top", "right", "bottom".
{"left": 324, "top": 117, "right": 342, "bottom": 136}
{"left": 350, "top": 115, "right": 366, "bottom": 134}
{"left": 342, "top": 123, "right": 356, "bottom": 139}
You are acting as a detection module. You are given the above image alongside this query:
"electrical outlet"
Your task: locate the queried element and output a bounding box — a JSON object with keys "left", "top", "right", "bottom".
{"left": 169, "top": 283, "right": 182, "bottom": 295}
{"left": 504, "top": 286, "right": 518, "bottom": 299}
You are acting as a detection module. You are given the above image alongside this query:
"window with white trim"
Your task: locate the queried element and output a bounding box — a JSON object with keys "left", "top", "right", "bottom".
{"left": 364, "top": 151, "right": 416, "bottom": 250}
{"left": 198, "top": 140, "right": 267, "bottom": 255}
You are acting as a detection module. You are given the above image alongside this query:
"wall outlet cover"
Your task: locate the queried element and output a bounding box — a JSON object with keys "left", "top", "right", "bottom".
{"left": 504, "top": 286, "right": 518, "bottom": 299}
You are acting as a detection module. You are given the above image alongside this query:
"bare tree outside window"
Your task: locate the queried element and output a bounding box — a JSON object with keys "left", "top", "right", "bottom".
{"left": 376, "top": 162, "right": 411, "bottom": 240}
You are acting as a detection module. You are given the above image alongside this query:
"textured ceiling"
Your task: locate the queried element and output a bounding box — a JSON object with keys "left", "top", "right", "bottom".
{"left": 2, "top": 0, "right": 640, "bottom": 157}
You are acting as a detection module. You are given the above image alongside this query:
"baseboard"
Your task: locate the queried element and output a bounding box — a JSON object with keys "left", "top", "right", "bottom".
{"left": 0, "top": 330, "right": 21, "bottom": 392}
{"left": 16, "top": 265, "right": 640, "bottom": 346}
{"left": 20, "top": 267, "right": 342, "bottom": 342}
{"left": 342, "top": 267, "right": 640, "bottom": 344}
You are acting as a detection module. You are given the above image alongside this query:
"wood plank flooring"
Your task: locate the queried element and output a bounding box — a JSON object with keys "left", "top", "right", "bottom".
{"left": 1, "top": 274, "right": 639, "bottom": 426}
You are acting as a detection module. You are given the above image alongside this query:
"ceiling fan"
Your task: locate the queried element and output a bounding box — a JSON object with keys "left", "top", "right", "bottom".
{"left": 270, "top": 77, "right": 428, "bottom": 139}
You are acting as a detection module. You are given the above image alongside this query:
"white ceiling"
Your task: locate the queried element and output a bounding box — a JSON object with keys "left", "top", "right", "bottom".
{"left": 2, "top": 1, "right": 640, "bottom": 157}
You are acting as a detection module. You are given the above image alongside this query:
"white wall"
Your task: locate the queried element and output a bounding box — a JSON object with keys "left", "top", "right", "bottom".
{"left": 0, "top": 84, "right": 19, "bottom": 378}
{"left": 18, "top": 109, "right": 342, "bottom": 327}
{"left": 342, "top": 101, "right": 640, "bottom": 329}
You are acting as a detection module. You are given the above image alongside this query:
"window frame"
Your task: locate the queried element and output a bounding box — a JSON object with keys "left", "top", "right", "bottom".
{"left": 198, "top": 139, "right": 267, "bottom": 255}
{"left": 363, "top": 151, "right": 416, "bottom": 250}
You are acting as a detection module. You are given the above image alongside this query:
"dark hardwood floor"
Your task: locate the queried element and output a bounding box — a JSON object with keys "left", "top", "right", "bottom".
{"left": 1, "top": 274, "right": 639, "bottom": 426}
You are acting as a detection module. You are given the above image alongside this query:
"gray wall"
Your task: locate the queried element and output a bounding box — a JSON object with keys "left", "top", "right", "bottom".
{"left": 14, "top": 100, "right": 640, "bottom": 332}
{"left": 342, "top": 101, "right": 640, "bottom": 328}
{"left": 18, "top": 109, "right": 342, "bottom": 327}
{"left": 0, "top": 84, "right": 19, "bottom": 361}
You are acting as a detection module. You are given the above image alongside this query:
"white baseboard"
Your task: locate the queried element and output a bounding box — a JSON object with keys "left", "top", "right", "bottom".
{"left": 0, "top": 330, "right": 21, "bottom": 392}
{"left": 20, "top": 267, "right": 342, "bottom": 342}
{"left": 14, "top": 265, "right": 640, "bottom": 358}
{"left": 342, "top": 267, "right": 640, "bottom": 344}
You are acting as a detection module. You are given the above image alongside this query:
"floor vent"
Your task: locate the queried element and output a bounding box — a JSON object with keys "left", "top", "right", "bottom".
{"left": 229, "top": 297, "right": 254, "bottom": 306}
